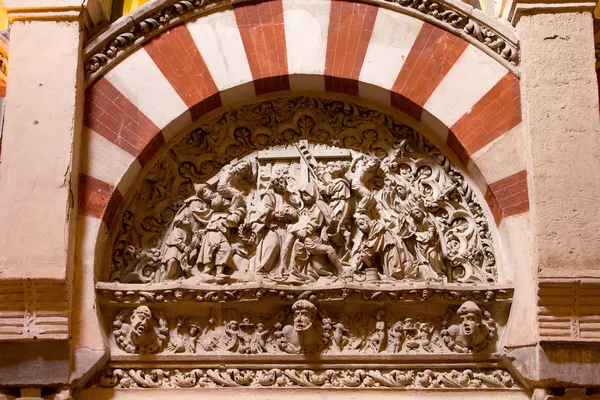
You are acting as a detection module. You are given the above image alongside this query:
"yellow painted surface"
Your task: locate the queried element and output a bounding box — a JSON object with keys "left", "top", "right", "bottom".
{"left": 0, "top": 1, "right": 7, "bottom": 30}
{"left": 123, "top": 0, "right": 151, "bottom": 15}
{"left": 595, "top": 0, "right": 600, "bottom": 18}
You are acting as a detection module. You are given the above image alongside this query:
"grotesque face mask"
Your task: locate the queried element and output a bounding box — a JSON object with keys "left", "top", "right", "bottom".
{"left": 294, "top": 309, "right": 314, "bottom": 332}
{"left": 130, "top": 310, "right": 151, "bottom": 336}
{"left": 461, "top": 313, "right": 480, "bottom": 337}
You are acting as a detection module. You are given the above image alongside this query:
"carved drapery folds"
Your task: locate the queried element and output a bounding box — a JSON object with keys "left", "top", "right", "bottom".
{"left": 96, "top": 96, "right": 516, "bottom": 390}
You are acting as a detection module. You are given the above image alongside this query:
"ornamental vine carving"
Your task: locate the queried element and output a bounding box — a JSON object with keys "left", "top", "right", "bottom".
{"left": 106, "top": 97, "right": 498, "bottom": 287}
{"left": 95, "top": 367, "right": 517, "bottom": 389}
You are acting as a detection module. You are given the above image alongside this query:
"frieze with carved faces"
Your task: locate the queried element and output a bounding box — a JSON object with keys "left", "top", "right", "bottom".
{"left": 110, "top": 300, "right": 497, "bottom": 355}
{"left": 106, "top": 97, "right": 498, "bottom": 287}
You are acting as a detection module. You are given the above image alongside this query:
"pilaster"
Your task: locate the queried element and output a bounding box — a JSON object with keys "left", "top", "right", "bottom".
{"left": 0, "top": 0, "right": 85, "bottom": 388}
{"left": 507, "top": 0, "right": 600, "bottom": 390}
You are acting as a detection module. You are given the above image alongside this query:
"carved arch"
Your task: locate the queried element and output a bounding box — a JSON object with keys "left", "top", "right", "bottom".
{"left": 74, "top": 2, "right": 528, "bottom": 389}
{"left": 84, "top": 0, "right": 519, "bottom": 85}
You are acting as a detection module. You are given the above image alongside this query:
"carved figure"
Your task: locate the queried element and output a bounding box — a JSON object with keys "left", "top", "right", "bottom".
{"left": 389, "top": 321, "right": 404, "bottom": 353}
{"left": 332, "top": 321, "right": 349, "bottom": 353}
{"left": 157, "top": 211, "right": 192, "bottom": 281}
{"left": 353, "top": 212, "right": 407, "bottom": 280}
{"left": 276, "top": 300, "right": 329, "bottom": 354}
{"left": 197, "top": 194, "right": 246, "bottom": 279}
{"left": 350, "top": 155, "right": 381, "bottom": 214}
{"left": 166, "top": 318, "right": 187, "bottom": 353}
{"left": 406, "top": 207, "right": 447, "bottom": 281}
{"left": 319, "top": 161, "right": 352, "bottom": 249}
{"left": 364, "top": 321, "right": 386, "bottom": 353}
{"left": 280, "top": 182, "right": 345, "bottom": 282}
{"left": 223, "top": 320, "right": 242, "bottom": 352}
{"left": 113, "top": 306, "right": 168, "bottom": 354}
{"left": 442, "top": 301, "right": 495, "bottom": 353}
{"left": 251, "top": 322, "right": 270, "bottom": 354}
{"left": 217, "top": 159, "right": 254, "bottom": 200}
{"left": 248, "top": 173, "right": 297, "bottom": 277}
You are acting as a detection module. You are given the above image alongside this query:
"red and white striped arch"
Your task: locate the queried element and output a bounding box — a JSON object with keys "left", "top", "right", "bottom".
{"left": 80, "top": 0, "right": 528, "bottom": 234}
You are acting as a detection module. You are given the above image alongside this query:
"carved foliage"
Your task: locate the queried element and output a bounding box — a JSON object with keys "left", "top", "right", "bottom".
{"left": 96, "top": 367, "right": 517, "bottom": 389}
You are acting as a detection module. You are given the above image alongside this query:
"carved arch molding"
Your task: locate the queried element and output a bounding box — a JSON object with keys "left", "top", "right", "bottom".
{"left": 93, "top": 96, "right": 518, "bottom": 391}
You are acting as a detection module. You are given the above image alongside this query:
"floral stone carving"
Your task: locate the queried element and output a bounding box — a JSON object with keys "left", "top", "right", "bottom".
{"left": 95, "top": 367, "right": 518, "bottom": 389}
{"left": 107, "top": 97, "right": 498, "bottom": 287}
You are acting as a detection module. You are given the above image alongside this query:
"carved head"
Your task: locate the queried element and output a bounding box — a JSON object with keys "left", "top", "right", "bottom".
{"left": 410, "top": 208, "right": 425, "bottom": 222}
{"left": 392, "top": 321, "right": 403, "bottom": 333}
{"left": 228, "top": 321, "right": 239, "bottom": 331}
{"left": 329, "top": 161, "right": 350, "bottom": 178}
{"left": 234, "top": 160, "right": 251, "bottom": 176}
{"left": 291, "top": 300, "right": 317, "bottom": 332}
{"left": 256, "top": 322, "right": 265, "bottom": 332}
{"left": 271, "top": 175, "right": 288, "bottom": 194}
{"left": 366, "top": 158, "right": 381, "bottom": 171}
{"left": 354, "top": 213, "right": 371, "bottom": 233}
{"left": 395, "top": 183, "right": 408, "bottom": 200}
{"left": 188, "top": 322, "right": 200, "bottom": 337}
{"left": 457, "top": 301, "right": 483, "bottom": 338}
{"left": 299, "top": 182, "right": 318, "bottom": 206}
{"left": 130, "top": 306, "right": 152, "bottom": 337}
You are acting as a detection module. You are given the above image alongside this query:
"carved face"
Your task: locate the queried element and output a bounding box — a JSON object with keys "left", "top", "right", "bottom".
{"left": 130, "top": 309, "right": 151, "bottom": 336}
{"left": 229, "top": 321, "right": 239, "bottom": 331}
{"left": 189, "top": 325, "right": 199, "bottom": 336}
{"left": 293, "top": 309, "right": 314, "bottom": 332}
{"left": 355, "top": 215, "right": 371, "bottom": 233}
{"left": 366, "top": 159, "right": 380, "bottom": 171}
{"left": 396, "top": 185, "right": 407, "bottom": 199}
{"left": 300, "top": 191, "right": 315, "bottom": 206}
{"left": 256, "top": 323, "right": 265, "bottom": 332}
{"left": 411, "top": 209, "right": 424, "bottom": 221}
{"left": 461, "top": 313, "right": 481, "bottom": 337}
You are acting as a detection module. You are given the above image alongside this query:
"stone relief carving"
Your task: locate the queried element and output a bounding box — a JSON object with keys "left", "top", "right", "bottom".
{"left": 113, "top": 305, "right": 168, "bottom": 354}
{"left": 107, "top": 97, "right": 498, "bottom": 287}
{"left": 95, "top": 367, "right": 517, "bottom": 389}
{"left": 98, "top": 97, "right": 513, "bottom": 392}
{"left": 110, "top": 300, "right": 496, "bottom": 355}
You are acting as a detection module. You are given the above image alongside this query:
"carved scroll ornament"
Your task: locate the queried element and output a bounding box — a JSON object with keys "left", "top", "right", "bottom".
{"left": 106, "top": 97, "right": 499, "bottom": 288}
{"left": 96, "top": 367, "right": 517, "bottom": 389}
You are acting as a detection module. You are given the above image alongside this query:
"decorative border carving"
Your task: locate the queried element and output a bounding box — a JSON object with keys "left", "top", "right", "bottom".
{"left": 97, "top": 282, "right": 513, "bottom": 305}
{"left": 0, "top": 279, "right": 68, "bottom": 340}
{"left": 94, "top": 367, "right": 519, "bottom": 389}
{"left": 538, "top": 278, "right": 600, "bottom": 342}
{"left": 83, "top": 0, "right": 519, "bottom": 86}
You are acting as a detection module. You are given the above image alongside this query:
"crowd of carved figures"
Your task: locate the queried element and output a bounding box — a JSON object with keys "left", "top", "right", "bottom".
{"left": 108, "top": 97, "right": 498, "bottom": 286}
{"left": 112, "top": 300, "right": 496, "bottom": 355}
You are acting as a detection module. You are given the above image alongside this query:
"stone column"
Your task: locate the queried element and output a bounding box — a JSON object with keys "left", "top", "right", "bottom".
{"left": 0, "top": 0, "right": 84, "bottom": 388}
{"left": 508, "top": 0, "right": 600, "bottom": 389}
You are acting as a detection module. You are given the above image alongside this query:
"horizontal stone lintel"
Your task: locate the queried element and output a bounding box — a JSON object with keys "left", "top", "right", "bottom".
{"left": 96, "top": 281, "right": 514, "bottom": 305}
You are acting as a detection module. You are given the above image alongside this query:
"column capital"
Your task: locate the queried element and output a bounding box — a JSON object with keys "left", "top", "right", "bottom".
{"left": 3, "top": 0, "right": 86, "bottom": 22}
{"left": 508, "top": 0, "right": 596, "bottom": 25}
